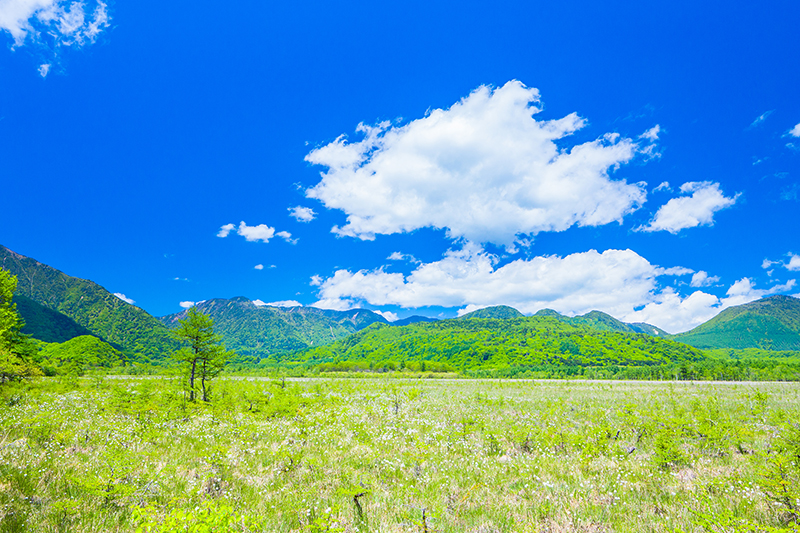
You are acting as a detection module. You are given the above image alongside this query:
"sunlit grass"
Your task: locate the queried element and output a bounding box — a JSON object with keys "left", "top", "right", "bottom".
{"left": 1, "top": 377, "right": 799, "bottom": 532}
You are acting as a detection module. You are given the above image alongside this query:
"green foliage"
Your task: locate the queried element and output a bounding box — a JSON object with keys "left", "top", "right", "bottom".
{"left": 36, "top": 335, "right": 126, "bottom": 376}
{"left": 134, "top": 500, "right": 261, "bottom": 532}
{"left": 171, "top": 307, "right": 234, "bottom": 402}
{"left": 0, "top": 268, "right": 42, "bottom": 382}
{"left": 296, "top": 315, "right": 706, "bottom": 373}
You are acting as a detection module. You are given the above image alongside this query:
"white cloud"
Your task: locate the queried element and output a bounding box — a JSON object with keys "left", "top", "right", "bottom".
{"left": 313, "top": 245, "right": 676, "bottom": 326}
{"left": 639, "top": 181, "right": 739, "bottom": 233}
{"left": 762, "top": 258, "right": 778, "bottom": 269}
{"left": 652, "top": 181, "right": 671, "bottom": 193}
{"left": 113, "top": 292, "right": 134, "bottom": 305}
{"left": 790, "top": 123, "right": 800, "bottom": 137}
{"left": 306, "top": 80, "right": 656, "bottom": 247}
{"left": 254, "top": 264, "right": 264, "bottom": 270}
{"left": 690, "top": 271, "right": 720, "bottom": 288}
{"left": 0, "top": 0, "right": 110, "bottom": 72}
{"left": 288, "top": 206, "right": 317, "bottom": 223}
{"left": 179, "top": 301, "right": 195, "bottom": 309}
{"left": 312, "top": 245, "right": 798, "bottom": 333}
{"left": 217, "top": 221, "right": 293, "bottom": 243}
{"left": 237, "top": 222, "right": 276, "bottom": 242}
{"left": 786, "top": 254, "right": 800, "bottom": 271}
{"left": 254, "top": 299, "right": 302, "bottom": 308}
{"left": 276, "top": 230, "right": 296, "bottom": 244}
{"left": 375, "top": 310, "right": 398, "bottom": 322}
{"left": 217, "top": 223, "right": 236, "bottom": 238}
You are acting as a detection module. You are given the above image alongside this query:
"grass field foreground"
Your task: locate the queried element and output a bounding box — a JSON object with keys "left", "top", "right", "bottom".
{"left": 1, "top": 377, "right": 800, "bottom": 532}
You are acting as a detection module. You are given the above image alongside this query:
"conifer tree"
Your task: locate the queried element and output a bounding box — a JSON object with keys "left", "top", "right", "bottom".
{"left": 171, "top": 306, "right": 232, "bottom": 402}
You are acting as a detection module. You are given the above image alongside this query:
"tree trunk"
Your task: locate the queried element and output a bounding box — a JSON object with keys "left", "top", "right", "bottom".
{"left": 189, "top": 358, "right": 197, "bottom": 402}
{"left": 201, "top": 359, "right": 208, "bottom": 402}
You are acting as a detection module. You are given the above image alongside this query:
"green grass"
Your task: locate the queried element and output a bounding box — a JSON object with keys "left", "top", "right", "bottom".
{"left": 2, "top": 377, "right": 800, "bottom": 532}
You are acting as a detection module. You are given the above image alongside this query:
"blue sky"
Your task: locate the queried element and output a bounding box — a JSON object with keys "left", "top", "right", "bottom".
{"left": 1, "top": 0, "right": 798, "bottom": 333}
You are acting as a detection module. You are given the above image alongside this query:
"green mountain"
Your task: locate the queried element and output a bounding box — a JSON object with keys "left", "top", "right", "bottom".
{"left": 0, "top": 245, "right": 177, "bottom": 362}
{"left": 673, "top": 295, "right": 800, "bottom": 350}
{"left": 36, "top": 335, "right": 126, "bottom": 374}
{"left": 14, "top": 294, "right": 96, "bottom": 344}
{"left": 459, "top": 305, "right": 525, "bottom": 320}
{"left": 296, "top": 315, "right": 705, "bottom": 371}
{"left": 159, "top": 297, "right": 388, "bottom": 360}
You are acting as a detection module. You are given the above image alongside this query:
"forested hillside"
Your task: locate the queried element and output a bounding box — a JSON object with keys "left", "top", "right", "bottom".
{"left": 13, "top": 294, "right": 96, "bottom": 343}
{"left": 296, "top": 315, "right": 705, "bottom": 372}
{"left": 0, "top": 245, "right": 177, "bottom": 362}
{"left": 35, "top": 335, "right": 126, "bottom": 375}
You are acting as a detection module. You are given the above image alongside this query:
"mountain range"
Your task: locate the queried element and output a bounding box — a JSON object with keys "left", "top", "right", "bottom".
{"left": 3, "top": 244, "right": 800, "bottom": 368}
{"left": 159, "top": 297, "right": 390, "bottom": 360}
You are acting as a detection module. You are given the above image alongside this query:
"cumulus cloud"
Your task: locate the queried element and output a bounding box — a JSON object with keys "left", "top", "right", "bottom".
{"left": 652, "top": 181, "right": 671, "bottom": 193}
{"left": 253, "top": 299, "right": 302, "bottom": 308}
{"left": 305, "top": 81, "right": 656, "bottom": 247}
{"left": 313, "top": 245, "right": 678, "bottom": 326}
{"left": 238, "top": 222, "right": 276, "bottom": 242}
{"left": 113, "top": 292, "right": 134, "bottom": 305}
{"left": 0, "top": 0, "right": 110, "bottom": 74}
{"left": 312, "top": 245, "right": 798, "bottom": 333}
{"left": 639, "top": 181, "right": 739, "bottom": 233}
{"left": 690, "top": 271, "right": 720, "bottom": 288}
{"left": 217, "top": 221, "right": 293, "bottom": 243}
{"left": 254, "top": 264, "right": 264, "bottom": 270}
{"left": 288, "top": 206, "right": 317, "bottom": 223}
{"left": 179, "top": 301, "right": 195, "bottom": 309}
{"left": 790, "top": 123, "right": 800, "bottom": 137}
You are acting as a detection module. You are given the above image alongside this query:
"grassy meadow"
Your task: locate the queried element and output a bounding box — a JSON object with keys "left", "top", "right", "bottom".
{"left": 1, "top": 377, "right": 800, "bottom": 532}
